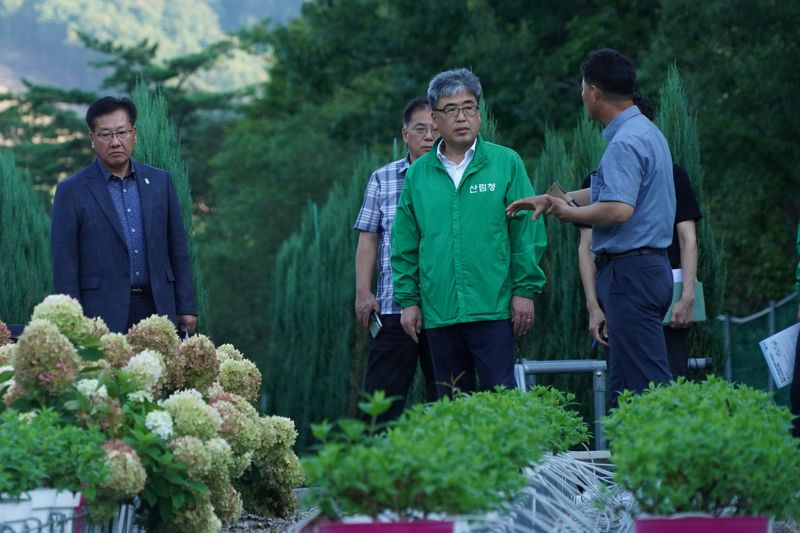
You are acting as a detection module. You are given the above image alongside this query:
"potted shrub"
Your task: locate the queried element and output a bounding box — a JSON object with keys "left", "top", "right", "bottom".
{"left": 603, "top": 376, "right": 800, "bottom": 533}
{"left": 0, "top": 408, "right": 108, "bottom": 529}
{"left": 303, "top": 387, "right": 589, "bottom": 530}
{"left": 0, "top": 410, "right": 42, "bottom": 531}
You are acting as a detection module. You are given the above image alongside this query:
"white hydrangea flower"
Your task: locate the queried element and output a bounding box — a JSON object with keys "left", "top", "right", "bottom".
{"left": 76, "top": 378, "right": 108, "bottom": 398}
{"left": 127, "top": 390, "right": 154, "bottom": 403}
{"left": 145, "top": 410, "right": 174, "bottom": 441}
{"left": 160, "top": 389, "right": 221, "bottom": 440}
{"left": 123, "top": 349, "right": 165, "bottom": 392}
{"left": 17, "top": 411, "right": 37, "bottom": 422}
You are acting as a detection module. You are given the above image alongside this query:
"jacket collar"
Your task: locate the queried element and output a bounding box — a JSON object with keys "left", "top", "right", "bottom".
{"left": 428, "top": 134, "right": 489, "bottom": 174}
{"left": 83, "top": 158, "right": 154, "bottom": 246}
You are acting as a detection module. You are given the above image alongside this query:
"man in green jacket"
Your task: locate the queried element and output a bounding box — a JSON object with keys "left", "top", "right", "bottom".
{"left": 391, "top": 68, "right": 547, "bottom": 398}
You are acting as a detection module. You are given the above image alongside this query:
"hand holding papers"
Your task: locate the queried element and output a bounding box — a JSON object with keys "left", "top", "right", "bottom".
{"left": 759, "top": 323, "right": 800, "bottom": 389}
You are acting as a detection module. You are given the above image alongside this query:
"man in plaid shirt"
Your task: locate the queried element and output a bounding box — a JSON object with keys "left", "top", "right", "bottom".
{"left": 353, "top": 98, "right": 438, "bottom": 422}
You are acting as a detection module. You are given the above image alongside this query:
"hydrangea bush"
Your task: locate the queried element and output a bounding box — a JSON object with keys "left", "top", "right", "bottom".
{"left": 0, "top": 319, "right": 11, "bottom": 346}
{"left": 31, "top": 294, "right": 93, "bottom": 344}
{"left": 14, "top": 319, "right": 80, "bottom": 395}
{"left": 0, "top": 294, "right": 303, "bottom": 530}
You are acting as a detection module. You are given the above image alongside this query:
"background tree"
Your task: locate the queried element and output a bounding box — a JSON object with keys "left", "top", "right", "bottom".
{"left": 264, "top": 153, "right": 378, "bottom": 448}
{"left": 0, "top": 149, "right": 51, "bottom": 323}
{"left": 642, "top": 0, "right": 800, "bottom": 308}
{"left": 0, "top": 82, "right": 95, "bottom": 192}
{"left": 655, "top": 66, "right": 726, "bottom": 371}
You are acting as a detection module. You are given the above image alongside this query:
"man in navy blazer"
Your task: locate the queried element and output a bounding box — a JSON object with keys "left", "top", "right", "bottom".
{"left": 51, "top": 96, "right": 197, "bottom": 334}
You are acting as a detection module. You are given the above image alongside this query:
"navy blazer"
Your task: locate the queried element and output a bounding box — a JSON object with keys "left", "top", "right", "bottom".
{"left": 51, "top": 159, "right": 196, "bottom": 333}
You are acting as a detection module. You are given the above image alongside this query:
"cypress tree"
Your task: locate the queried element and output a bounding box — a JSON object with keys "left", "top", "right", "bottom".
{"left": 518, "top": 112, "right": 604, "bottom": 363}
{"left": 514, "top": 114, "right": 604, "bottom": 441}
{"left": 130, "top": 83, "right": 208, "bottom": 330}
{"left": 0, "top": 149, "right": 51, "bottom": 323}
{"left": 265, "top": 153, "right": 378, "bottom": 449}
{"left": 655, "top": 66, "right": 726, "bottom": 371}
{"left": 527, "top": 130, "right": 584, "bottom": 359}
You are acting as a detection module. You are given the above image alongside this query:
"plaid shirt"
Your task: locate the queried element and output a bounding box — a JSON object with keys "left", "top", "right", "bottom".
{"left": 353, "top": 156, "right": 410, "bottom": 315}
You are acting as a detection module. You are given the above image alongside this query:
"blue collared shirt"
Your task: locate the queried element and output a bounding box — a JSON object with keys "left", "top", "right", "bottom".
{"left": 100, "top": 159, "right": 150, "bottom": 288}
{"left": 591, "top": 105, "right": 676, "bottom": 254}
{"left": 353, "top": 156, "right": 411, "bottom": 315}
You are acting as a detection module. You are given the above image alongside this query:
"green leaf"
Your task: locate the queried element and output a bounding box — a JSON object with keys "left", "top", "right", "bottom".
{"left": 77, "top": 345, "right": 104, "bottom": 362}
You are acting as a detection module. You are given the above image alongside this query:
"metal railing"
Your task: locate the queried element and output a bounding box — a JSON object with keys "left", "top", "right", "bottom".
{"left": 515, "top": 357, "right": 712, "bottom": 450}
{"left": 718, "top": 292, "right": 799, "bottom": 392}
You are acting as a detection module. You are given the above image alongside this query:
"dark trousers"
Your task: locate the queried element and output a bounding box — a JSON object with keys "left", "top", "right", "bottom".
{"left": 597, "top": 254, "right": 673, "bottom": 407}
{"left": 425, "top": 319, "right": 516, "bottom": 399}
{"left": 364, "top": 314, "right": 436, "bottom": 423}
{"left": 663, "top": 325, "right": 690, "bottom": 378}
{"left": 125, "top": 291, "right": 156, "bottom": 333}
{"left": 790, "top": 327, "right": 800, "bottom": 438}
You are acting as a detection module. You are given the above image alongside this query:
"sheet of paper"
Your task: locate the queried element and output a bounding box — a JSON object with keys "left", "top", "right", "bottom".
{"left": 672, "top": 268, "right": 682, "bottom": 283}
{"left": 759, "top": 323, "right": 800, "bottom": 389}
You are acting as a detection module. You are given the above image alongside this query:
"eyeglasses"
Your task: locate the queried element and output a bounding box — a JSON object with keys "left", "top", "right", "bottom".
{"left": 434, "top": 105, "right": 479, "bottom": 118}
{"left": 409, "top": 126, "right": 439, "bottom": 136}
{"left": 93, "top": 129, "right": 134, "bottom": 142}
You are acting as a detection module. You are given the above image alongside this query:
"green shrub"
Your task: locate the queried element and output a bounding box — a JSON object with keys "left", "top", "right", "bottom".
{"left": 604, "top": 376, "right": 800, "bottom": 519}
{"left": 303, "top": 387, "right": 589, "bottom": 519}
{"left": 0, "top": 408, "right": 108, "bottom": 499}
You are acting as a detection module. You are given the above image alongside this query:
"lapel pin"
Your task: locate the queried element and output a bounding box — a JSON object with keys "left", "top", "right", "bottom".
{"left": 144, "top": 178, "right": 150, "bottom": 185}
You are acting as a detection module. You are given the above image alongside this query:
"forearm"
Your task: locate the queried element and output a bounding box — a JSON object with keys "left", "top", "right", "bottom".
{"left": 391, "top": 190, "right": 422, "bottom": 307}
{"left": 578, "top": 230, "right": 600, "bottom": 311}
{"left": 355, "top": 232, "right": 378, "bottom": 295}
{"left": 572, "top": 187, "right": 590, "bottom": 207}
{"left": 509, "top": 211, "right": 547, "bottom": 297}
{"left": 676, "top": 221, "right": 697, "bottom": 300}
{"left": 561, "top": 201, "right": 634, "bottom": 226}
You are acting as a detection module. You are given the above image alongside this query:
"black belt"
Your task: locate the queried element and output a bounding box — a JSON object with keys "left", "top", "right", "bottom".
{"left": 131, "top": 287, "right": 151, "bottom": 297}
{"left": 594, "top": 247, "right": 666, "bottom": 271}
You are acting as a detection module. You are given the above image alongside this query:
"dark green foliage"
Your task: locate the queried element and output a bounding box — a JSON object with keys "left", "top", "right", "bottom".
{"left": 263, "top": 153, "right": 380, "bottom": 449}
{"left": 123, "top": 408, "right": 209, "bottom": 529}
{"left": 304, "top": 388, "right": 589, "bottom": 519}
{"left": 235, "top": 457, "right": 302, "bottom": 519}
{"left": 0, "top": 149, "right": 52, "bottom": 323}
{"left": 605, "top": 377, "right": 800, "bottom": 519}
{"left": 655, "top": 66, "right": 726, "bottom": 371}
{"left": 0, "top": 81, "right": 96, "bottom": 191}
{"left": 131, "top": 84, "right": 208, "bottom": 330}
{"left": 0, "top": 408, "right": 109, "bottom": 499}
{"left": 641, "top": 0, "right": 800, "bottom": 308}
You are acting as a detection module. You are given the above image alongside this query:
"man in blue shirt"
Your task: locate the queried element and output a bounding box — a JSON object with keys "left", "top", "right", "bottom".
{"left": 51, "top": 97, "right": 197, "bottom": 334}
{"left": 508, "top": 49, "right": 676, "bottom": 404}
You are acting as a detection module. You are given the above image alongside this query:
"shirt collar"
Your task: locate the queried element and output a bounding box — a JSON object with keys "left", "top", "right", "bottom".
{"left": 397, "top": 153, "right": 411, "bottom": 173}
{"left": 98, "top": 158, "right": 136, "bottom": 181}
{"left": 436, "top": 137, "right": 477, "bottom": 166}
{"left": 602, "top": 105, "right": 642, "bottom": 142}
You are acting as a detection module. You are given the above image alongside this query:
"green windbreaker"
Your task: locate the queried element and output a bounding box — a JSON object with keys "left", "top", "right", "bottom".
{"left": 391, "top": 135, "right": 547, "bottom": 329}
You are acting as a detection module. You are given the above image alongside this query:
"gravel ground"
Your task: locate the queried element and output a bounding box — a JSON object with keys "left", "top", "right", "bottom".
{"left": 222, "top": 510, "right": 317, "bottom": 533}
